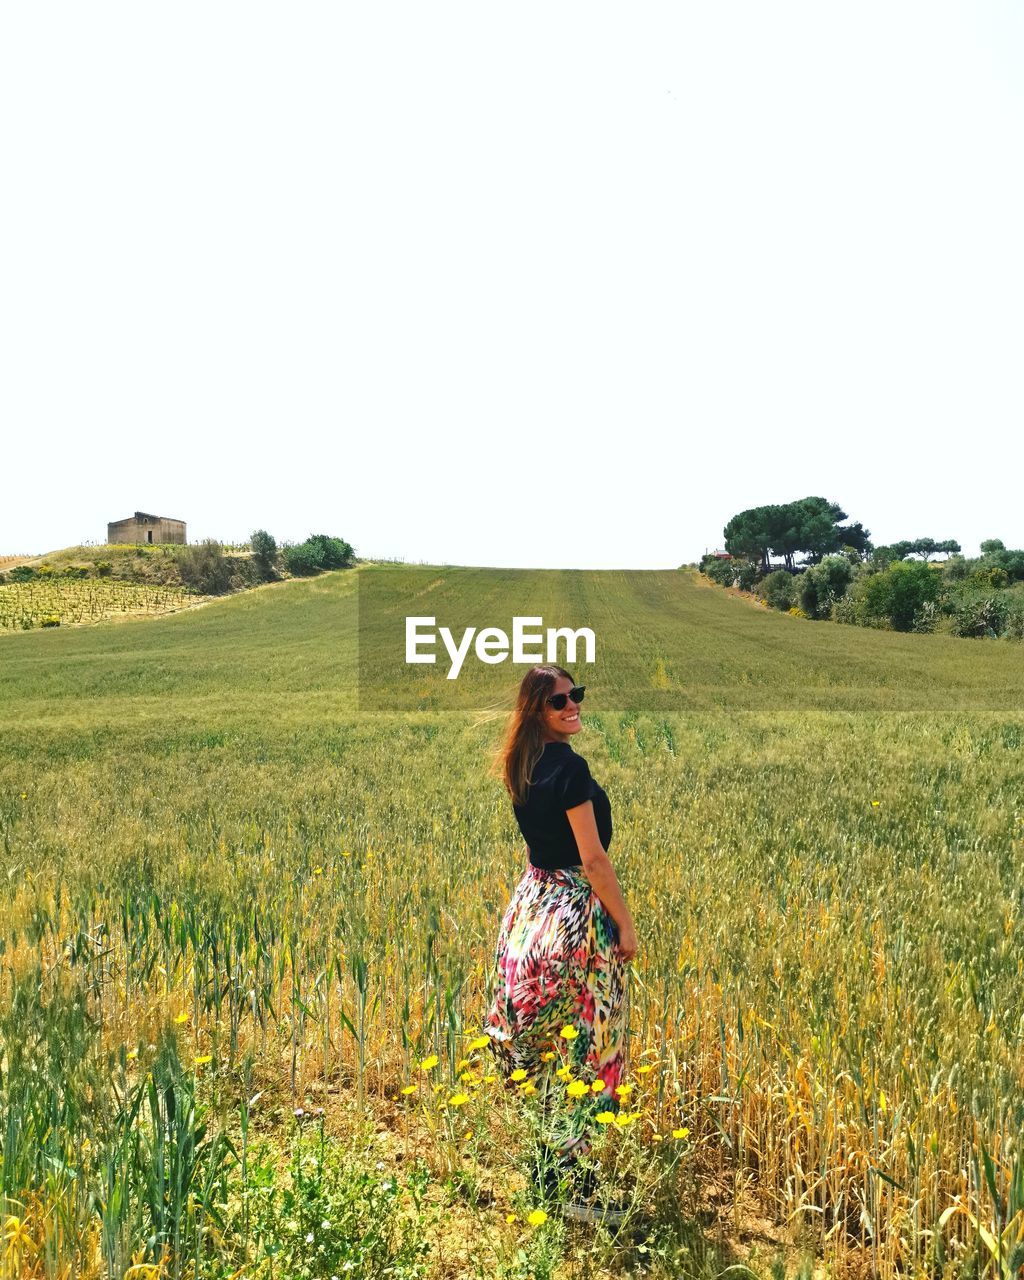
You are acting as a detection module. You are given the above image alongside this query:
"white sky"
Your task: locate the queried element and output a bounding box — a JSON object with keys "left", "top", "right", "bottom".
{"left": 1, "top": 3, "right": 1021, "bottom": 568}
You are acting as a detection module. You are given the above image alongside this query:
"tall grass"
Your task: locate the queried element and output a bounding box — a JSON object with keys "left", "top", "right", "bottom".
{"left": 1, "top": 566, "right": 1022, "bottom": 1277}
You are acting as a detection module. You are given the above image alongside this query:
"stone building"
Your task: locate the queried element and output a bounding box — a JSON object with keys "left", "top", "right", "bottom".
{"left": 107, "top": 511, "right": 186, "bottom": 545}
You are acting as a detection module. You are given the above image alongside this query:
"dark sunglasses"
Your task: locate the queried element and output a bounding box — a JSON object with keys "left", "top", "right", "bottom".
{"left": 546, "top": 686, "right": 586, "bottom": 711}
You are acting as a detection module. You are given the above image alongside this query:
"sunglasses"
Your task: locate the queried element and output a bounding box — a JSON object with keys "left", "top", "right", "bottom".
{"left": 545, "top": 686, "right": 586, "bottom": 711}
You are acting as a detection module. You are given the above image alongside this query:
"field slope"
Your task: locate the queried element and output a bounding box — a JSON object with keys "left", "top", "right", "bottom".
{"left": 1, "top": 564, "right": 1022, "bottom": 1277}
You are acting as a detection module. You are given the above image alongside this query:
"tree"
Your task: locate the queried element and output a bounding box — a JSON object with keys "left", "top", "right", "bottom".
{"left": 250, "top": 529, "right": 279, "bottom": 581}
{"left": 723, "top": 497, "right": 870, "bottom": 571}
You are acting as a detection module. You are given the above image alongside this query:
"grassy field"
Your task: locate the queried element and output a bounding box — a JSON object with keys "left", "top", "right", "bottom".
{"left": 1, "top": 565, "right": 1022, "bottom": 1279}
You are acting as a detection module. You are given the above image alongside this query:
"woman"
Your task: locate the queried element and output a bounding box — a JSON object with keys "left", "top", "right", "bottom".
{"left": 483, "top": 664, "right": 638, "bottom": 1191}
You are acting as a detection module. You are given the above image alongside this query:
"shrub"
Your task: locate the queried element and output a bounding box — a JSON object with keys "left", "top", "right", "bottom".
{"left": 703, "top": 558, "right": 736, "bottom": 587}
{"left": 176, "top": 540, "right": 234, "bottom": 595}
{"left": 967, "top": 566, "right": 1009, "bottom": 590}
{"left": 305, "top": 534, "right": 353, "bottom": 570}
{"left": 735, "top": 561, "right": 758, "bottom": 591}
{"left": 94, "top": 561, "right": 113, "bottom": 577}
{"left": 250, "top": 529, "right": 279, "bottom": 581}
{"left": 857, "top": 560, "right": 941, "bottom": 631}
{"left": 788, "top": 606, "right": 809, "bottom": 619}
{"left": 9, "top": 566, "right": 36, "bottom": 582}
{"left": 1003, "top": 598, "right": 1024, "bottom": 641}
{"left": 756, "top": 570, "right": 796, "bottom": 611}
{"left": 40, "top": 615, "right": 61, "bottom": 628}
{"left": 281, "top": 541, "right": 322, "bottom": 577}
{"left": 61, "top": 565, "right": 89, "bottom": 580}
{"left": 797, "top": 555, "right": 854, "bottom": 620}
{"left": 949, "top": 596, "right": 1008, "bottom": 639}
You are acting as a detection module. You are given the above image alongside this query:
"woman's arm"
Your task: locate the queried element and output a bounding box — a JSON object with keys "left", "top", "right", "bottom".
{"left": 565, "top": 801, "right": 635, "bottom": 934}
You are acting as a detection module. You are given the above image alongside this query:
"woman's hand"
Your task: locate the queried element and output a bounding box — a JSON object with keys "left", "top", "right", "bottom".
{"left": 616, "top": 921, "right": 638, "bottom": 962}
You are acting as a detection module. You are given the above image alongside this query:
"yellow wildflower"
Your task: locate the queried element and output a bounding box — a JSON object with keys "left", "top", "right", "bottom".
{"left": 527, "top": 1209, "right": 548, "bottom": 1227}
{"left": 566, "top": 1080, "right": 590, "bottom": 1098}
{"left": 313, "top": 866, "right": 323, "bottom": 876}
{"left": 510, "top": 1068, "right": 528, "bottom": 1082}
{"left": 615, "top": 1083, "right": 633, "bottom": 1098}
{"left": 672, "top": 1127, "right": 690, "bottom": 1139}
{"left": 637, "top": 1064, "right": 656, "bottom": 1075}
{"left": 400, "top": 1084, "right": 418, "bottom": 1095}
{"left": 447, "top": 1093, "right": 470, "bottom": 1107}
{"left": 173, "top": 1012, "right": 188, "bottom": 1025}
{"left": 555, "top": 1065, "right": 572, "bottom": 1080}
{"left": 505, "top": 1212, "right": 517, "bottom": 1223}
{"left": 456, "top": 1058, "right": 472, "bottom": 1071}
{"left": 483, "top": 1074, "right": 497, "bottom": 1083}
{"left": 540, "top": 1050, "right": 556, "bottom": 1061}
{"left": 194, "top": 1055, "right": 212, "bottom": 1066}
{"left": 521, "top": 1082, "right": 537, "bottom": 1096}
{"left": 591, "top": 1079, "right": 606, "bottom": 1093}
{"left": 652, "top": 1133, "right": 665, "bottom": 1142}
{"left": 559, "top": 1025, "right": 579, "bottom": 1041}
{"left": 467, "top": 1035, "right": 490, "bottom": 1051}
{"left": 419, "top": 1054, "right": 439, "bottom": 1071}
{"left": 596, "top": 1111, "right": 616, "bottom": 1124}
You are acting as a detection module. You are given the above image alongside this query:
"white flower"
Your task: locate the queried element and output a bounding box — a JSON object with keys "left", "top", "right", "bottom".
{"left": 305, "top": 1232, "right": 314, "bottom": 1243}
{"left": 375, "top": 1160, "right": 385, "bottom": 1170}
{"left": 321, "top": 1219, "right": 331, "bottom": 1230}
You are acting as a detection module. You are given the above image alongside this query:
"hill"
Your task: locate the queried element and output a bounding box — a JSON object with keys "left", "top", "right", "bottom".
{"left": 1, "top": 563, "right": 1022, "bottom": 733}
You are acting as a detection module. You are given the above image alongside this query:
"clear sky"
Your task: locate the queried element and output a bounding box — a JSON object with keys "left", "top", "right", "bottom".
{"left": 1, "top": 3, "right": 1021, "bottom": 568}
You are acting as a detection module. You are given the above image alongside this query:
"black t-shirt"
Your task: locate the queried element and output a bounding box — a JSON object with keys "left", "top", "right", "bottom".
{"left": 513, "top": 741, "right": 613, "bottom": 870}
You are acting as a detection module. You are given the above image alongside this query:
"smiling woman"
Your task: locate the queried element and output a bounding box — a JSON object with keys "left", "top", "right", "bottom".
{"left": 483, "top": 665, "right": 637, "bottom": 1190}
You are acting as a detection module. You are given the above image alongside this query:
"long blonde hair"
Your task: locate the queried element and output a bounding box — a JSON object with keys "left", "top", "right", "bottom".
{"left": 490, "top": 665, "right": 577, "bottom": 806}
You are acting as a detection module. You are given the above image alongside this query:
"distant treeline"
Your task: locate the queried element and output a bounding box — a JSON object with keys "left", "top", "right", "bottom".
{"left": 0, "top": 531, "right": 357, "bottom": 597}
{"left": 698, "top": 497, "right": 1024, "bottom": 640}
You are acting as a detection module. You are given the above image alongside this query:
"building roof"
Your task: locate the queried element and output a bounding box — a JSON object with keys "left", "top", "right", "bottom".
{"left": 109, "top": 511, "right": 186, "bottom": 525}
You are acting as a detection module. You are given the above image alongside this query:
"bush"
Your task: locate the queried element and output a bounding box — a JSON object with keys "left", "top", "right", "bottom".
{"left": 1003, "top": 598, "right": 1024, "bottom": 641}
{"left": 949, "top": 596, "right": 1008, "bottom": 639}
{"left": 306, "top": 533, "right": 354, "bottom": 570}
{"left": 756, "top": 570, "right": 796, "bottom": 611}
{"left": 735, "top": 561, "right": 758, "bottom": 591}
{"left": 176, "top": 540, "right": 234, "bottom": 595}
{"left": 281, "top": 541, "right": 322, "bottom": 577}
{"left": 703, "top": 558, "right": 736, "bottom": 587}
{"left": 94, "top": 560, "right": 112, "bottom": 577}
{"left": 797, "top": 555, "right": 854, "bottom": 620}
{"left": 9, "top": 565, "right": 36, "bottom": 582}
{"left": 281, "top": 534, "right": 355, "bottom": 578}
{"left": 856, "top": 560, "right": 941, "bottom": 631}
{"left": 40, "top": 615, "right": 61, "bottom": 628}
{"left": 251, "top": 529, "right": 279, "bottom": 581}
{"left": 61, "top": 565, "right": 89, "bottom": 580}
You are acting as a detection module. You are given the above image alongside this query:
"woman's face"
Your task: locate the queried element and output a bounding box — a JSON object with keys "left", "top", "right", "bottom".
{"left": 538, "top": 675, "right": 582, "bottom": 743}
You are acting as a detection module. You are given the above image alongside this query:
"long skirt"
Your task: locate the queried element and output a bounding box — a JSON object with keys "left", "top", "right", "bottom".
{"left": 482, "top": 863, "right": 629, "bottom": 1159}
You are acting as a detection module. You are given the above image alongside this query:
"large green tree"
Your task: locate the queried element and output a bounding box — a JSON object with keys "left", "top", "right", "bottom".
{"left": 723, "top": 497, "right": 870, "bottom": 572}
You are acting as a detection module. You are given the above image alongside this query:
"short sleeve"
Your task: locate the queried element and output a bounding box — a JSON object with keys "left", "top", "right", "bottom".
{"left": 558, "top": 753, "right": 592, "bottom": 811}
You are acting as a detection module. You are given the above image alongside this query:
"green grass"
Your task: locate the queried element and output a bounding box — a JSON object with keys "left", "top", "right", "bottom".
{"left": 1, "top": 563, "right": 1022, "bottom": 1279}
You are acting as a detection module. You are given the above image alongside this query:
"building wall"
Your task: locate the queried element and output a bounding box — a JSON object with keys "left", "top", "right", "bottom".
{"left": 107, "top": 515, "right": 187, "bottom": 545}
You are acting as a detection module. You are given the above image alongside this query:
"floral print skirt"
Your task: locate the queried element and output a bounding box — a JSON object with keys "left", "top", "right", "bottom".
{"left": 483, "top": 863, "right": 628, "bottom": 1158}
